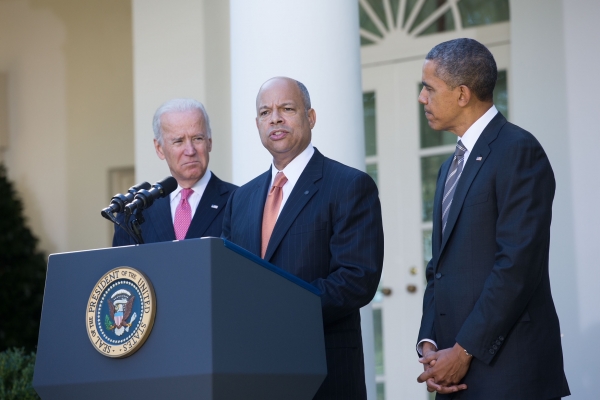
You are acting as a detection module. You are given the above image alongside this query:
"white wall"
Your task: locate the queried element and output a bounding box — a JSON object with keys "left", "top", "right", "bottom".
{"left": 562, "top": 0, "right": 600, "bottom": 397}
{"left": 0, "top": 0, "right": 68, "bottom": 254}
{"left": 511, "top": 0, "right": 600, "bottom": 397}
{"left": 132, "top": 0, "right": 233, "bottom": 185}
{"left": 132, "top": 0, "right": 206, "bottom": 185}
{"left": 0, "top": 0, "right": 135, "bottom": 253}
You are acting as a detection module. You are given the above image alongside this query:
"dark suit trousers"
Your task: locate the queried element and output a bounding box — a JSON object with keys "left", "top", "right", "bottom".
{"left": 313, "top": 346, "right": 366, "bottom": 400}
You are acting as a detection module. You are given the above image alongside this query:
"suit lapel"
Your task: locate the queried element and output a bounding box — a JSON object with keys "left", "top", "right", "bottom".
{"left": 439, "top": 113, "right": 507, "bottom": 256}
{"left": 145, "top": 196, "right": 175, "bottom": 242}
{"left": 246, "top": 170, "right": 272, "bottom": 257}
{"left": 185, "top": 174, "right": 230, "bottom": 239}
{"left": 264, "top": 150, "right": 323, "bottom": 261}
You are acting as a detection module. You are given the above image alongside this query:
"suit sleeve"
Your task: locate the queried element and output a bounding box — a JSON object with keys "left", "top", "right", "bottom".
{"left": 111, "top": 214, "right": 135, "bottom": 247}
{"left": 310, "top": 173, "right": 384, "bottom": 324}
{"left": 455, "top": 134, "right": 555, "bottom": 364}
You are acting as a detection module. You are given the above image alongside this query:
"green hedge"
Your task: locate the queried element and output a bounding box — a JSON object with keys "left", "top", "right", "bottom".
{"left": 0, "top": 348, "right": 39, "bottom": 400}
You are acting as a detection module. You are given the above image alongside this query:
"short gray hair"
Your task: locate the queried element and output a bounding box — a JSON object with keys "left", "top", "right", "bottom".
{"left": 426, "top": 38, "right": 497, "bottom": 102}
{"left": 152, "top": 98, "right": 212, "bottom": 144}
{"left": 294, "top": 80, "right": 311, "bottom": 110}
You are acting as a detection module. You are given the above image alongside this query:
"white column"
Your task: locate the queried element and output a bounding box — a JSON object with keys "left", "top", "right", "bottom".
{"left": 562, "top": 0, "right": 600, "bottom": 397}
{"left": 230, "top": 0, "right": 365, "bottom": 183}
{"left": 511, "top": 0, "right": 600, "bottom": 397}
{"left": 132, "top": 0, "right": 207, "bottom": 184}
{"left": 230, "top": 1, "right": 375, "bottom": 398}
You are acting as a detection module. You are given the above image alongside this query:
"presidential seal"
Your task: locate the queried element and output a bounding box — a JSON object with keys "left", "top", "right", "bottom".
{"left": 85, "top": 267, "right": 156, "bottom": 358}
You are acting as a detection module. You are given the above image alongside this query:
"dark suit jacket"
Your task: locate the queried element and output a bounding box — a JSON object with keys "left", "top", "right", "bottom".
{"left": 222, "top": 149, "right": 384, "bottom": 400}
{"left": 418, "top": 113, "right": 570, "bottom": 399}
{"left": 113, "top": 173, "right": 237, "bottom": 246}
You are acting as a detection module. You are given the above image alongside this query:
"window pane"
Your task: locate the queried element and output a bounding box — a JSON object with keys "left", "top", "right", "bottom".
{"left": 421, "top": 153, "right": 452, "bottom": 222}
{"left": 458, "top": 0, "right": 510, "bottom": 28}
{"left": 366, "top": 0, "right": 388, "bottom": 30}
{"left": 367, "top": 163, "right": 379, "bottom": 186}
{"left": 364, "top": 92, "right": 377, "bottom": 156}
{"left": 359, "top": 3, "right": 384, "bottom": 38}
{"left": 377, "top": 382, "right": 386, "bottom": 400}
{"left": 414, "top": 1, "right": 455, "bottom": 36}
{"left": 418, "top": 85, "right": 455, "bottom": 148}
{"left": 374, "top": 308, "right": 385, "bottom": 376}
{"left": 403, "top": 0, "right": 420, "bottom": 28}
{"left": 390, "top": 0, "right": 401, "bottom": 27}
{"left": 422, "top": 228, "right": 433, "bottom": 273}
{"left": 494, "top": 70, "right": 508, "bottom": 120}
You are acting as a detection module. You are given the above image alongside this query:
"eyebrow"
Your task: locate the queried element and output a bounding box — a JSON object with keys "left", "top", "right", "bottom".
{"left": 258, "top": 101, "right": 296, "bottom": 110}
{"left": 421, "top": 81, "right": 431, "bottom": 88}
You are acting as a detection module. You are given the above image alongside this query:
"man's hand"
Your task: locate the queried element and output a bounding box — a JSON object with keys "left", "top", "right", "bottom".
{"left": 417, "top": 343, "right": 471, "bottom": 393}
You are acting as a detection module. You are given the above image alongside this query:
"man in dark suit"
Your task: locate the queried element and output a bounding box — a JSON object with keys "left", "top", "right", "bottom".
{"left": 113, "top": 98, "right": 236, "bottom": 246}
{"left": 222, "top": 77, "right": 384, "bottom": 399}
{"left": 415, "top": 39, "right": 570, "bottom": 399}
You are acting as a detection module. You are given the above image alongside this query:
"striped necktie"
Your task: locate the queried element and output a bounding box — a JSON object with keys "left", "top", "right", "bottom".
{"left": 441, "top": 140, "right": 467, "bottom": 234}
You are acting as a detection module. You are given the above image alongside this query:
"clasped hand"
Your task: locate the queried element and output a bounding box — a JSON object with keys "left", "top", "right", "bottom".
{"left": 417, "top": 342, "right": 472, "bottom": 394}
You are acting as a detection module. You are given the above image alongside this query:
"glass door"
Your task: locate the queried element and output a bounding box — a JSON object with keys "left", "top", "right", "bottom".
{"left": 359, "top": 1, "right": 511, "bottom": 398}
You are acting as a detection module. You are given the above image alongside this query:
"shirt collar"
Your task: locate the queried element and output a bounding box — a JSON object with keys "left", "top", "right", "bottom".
{"left": 459, "top": 105, "right": 498, "bottom": 152}
{"left": 270, "top": 143, "right": 314, "bottom": 185}
{"left": 170, "top": 169, "right": 212, "bottom": 203}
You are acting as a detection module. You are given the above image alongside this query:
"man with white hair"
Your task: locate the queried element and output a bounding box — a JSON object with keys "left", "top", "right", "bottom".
{"left": 113, "top": 98, "right": 237, "bottom": 246}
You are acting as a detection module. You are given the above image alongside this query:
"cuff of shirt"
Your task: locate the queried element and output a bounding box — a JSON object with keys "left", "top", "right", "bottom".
{"left": 416, "top": 339, "right": 438, "bottom": 356}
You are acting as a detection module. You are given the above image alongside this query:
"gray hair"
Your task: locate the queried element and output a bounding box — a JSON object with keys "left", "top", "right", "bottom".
{"left": 426, "top": 38, "right": 497, "bottom": 102}
{"left": 295, "top": 80, "right": 311, "bottom": 110}
{"left": 152, "top": 98, "right": 212, "bottom": 144}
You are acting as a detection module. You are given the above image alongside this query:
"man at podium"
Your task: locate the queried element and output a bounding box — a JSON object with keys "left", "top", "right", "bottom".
{"left": 113, "top": 98, "right": 237, "bottom": 246}
{"left": 222, "top": 77, "right": 384, "bottom": 400}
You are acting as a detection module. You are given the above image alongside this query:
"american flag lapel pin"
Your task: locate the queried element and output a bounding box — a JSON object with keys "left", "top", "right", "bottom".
{"left": 476, "top": 156, "right": 483, "bottom": 161}
{"left": 211, "top": 204, "right": 218, "bottom": 209}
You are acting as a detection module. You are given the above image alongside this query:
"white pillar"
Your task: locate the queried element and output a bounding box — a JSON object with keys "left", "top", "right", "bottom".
{"left": 511, "top": 0, "right": 600, "bottom": 397}
{"left": 230, "top": 0, "right": 365, "bottom": 183}
{"left": 132, "top": 0, "right": 207, "bottom": 184}
{"left": 230, "top": 1, "right": 375, "bottom": 398}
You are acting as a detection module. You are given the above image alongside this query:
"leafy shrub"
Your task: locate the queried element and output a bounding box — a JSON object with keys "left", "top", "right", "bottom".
{"left": 0, "top": 164, "right": 47, "bottom": 351}
{"left": 0, "top": 348, "right": 39, "bottom": 399}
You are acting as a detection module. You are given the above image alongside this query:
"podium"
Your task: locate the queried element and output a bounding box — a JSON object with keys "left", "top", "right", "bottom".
{"left": 33, "top": 237, "right": 326, "bottom": 399}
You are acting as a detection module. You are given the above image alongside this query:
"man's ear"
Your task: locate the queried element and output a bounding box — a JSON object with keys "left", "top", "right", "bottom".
{"left": 154, "top": 138, "right": 166, "bottom": 160}
{"left": 457, "top": 85, "right": 472, "bottom": 107}
{"left": 307, "top": 108, "right": 316, "bottom": 129}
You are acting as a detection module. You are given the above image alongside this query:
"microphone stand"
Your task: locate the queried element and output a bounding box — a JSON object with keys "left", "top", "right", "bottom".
{"left": 127, "top": 209, "right": 145, "bottom": 245}
{"left": 103, "top": 209, "right": 145, "bottom": 245}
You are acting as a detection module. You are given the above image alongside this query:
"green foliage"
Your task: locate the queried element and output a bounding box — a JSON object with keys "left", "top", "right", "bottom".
{"left": 0, "top": 164, "right": 47, "bottom": 351}
{"left": 104, "top": 314, "right": 114, "bottom": 330}
{"left": 0, "top": 348, "right": 40, "bottom": 400}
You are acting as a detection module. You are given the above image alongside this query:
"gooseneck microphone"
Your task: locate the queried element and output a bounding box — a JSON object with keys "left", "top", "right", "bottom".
{"left": 101, "top": 181, "right": 151, "bottom": 221}
{"left": 124, "top": 176, "right": 178, "bottom": 216}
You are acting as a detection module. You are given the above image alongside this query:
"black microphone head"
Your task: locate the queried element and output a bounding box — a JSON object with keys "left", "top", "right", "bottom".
{"left": 155, "top": 176, "right": 178, "bottom": 196}
{"left": 128, "top": 181, "right": 151, "bottom": 194}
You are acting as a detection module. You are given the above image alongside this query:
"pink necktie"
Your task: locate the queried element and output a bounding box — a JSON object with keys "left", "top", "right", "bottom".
{"left": 261, "top": 172, "right": 288, "bottom": 258}
{"left": 174, "top": 188, "right": 194, "bottom": 240}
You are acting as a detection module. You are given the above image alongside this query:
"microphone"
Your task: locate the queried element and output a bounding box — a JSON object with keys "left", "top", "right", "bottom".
{"left": 101, "top": 181, "right": 152, "bottom": 220}
{"left": 124, "top": 176, "right": 178, "bottom": 216}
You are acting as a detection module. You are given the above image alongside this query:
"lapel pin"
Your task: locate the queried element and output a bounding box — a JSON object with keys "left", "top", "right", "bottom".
{"left": 211, "top": 204, "right": 218, "bottom": 209}
{"left": 476, "top": 156, "right": 482, "bottom": 161}
{"left": 304, "top": 190, "right": 309, "bottom": 195}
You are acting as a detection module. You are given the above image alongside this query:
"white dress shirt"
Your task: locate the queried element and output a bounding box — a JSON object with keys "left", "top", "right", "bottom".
{"left": 268, "top": 143, "right": 315, "bottom": 219}
{"left": 418, "top": 105, "right": 498, "bottom": 355}
{"left": 169, "top": 170, "right": 212, "bottom": 223}
{"left": 459, "top": 105, "right": 498, "bottom": 165}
